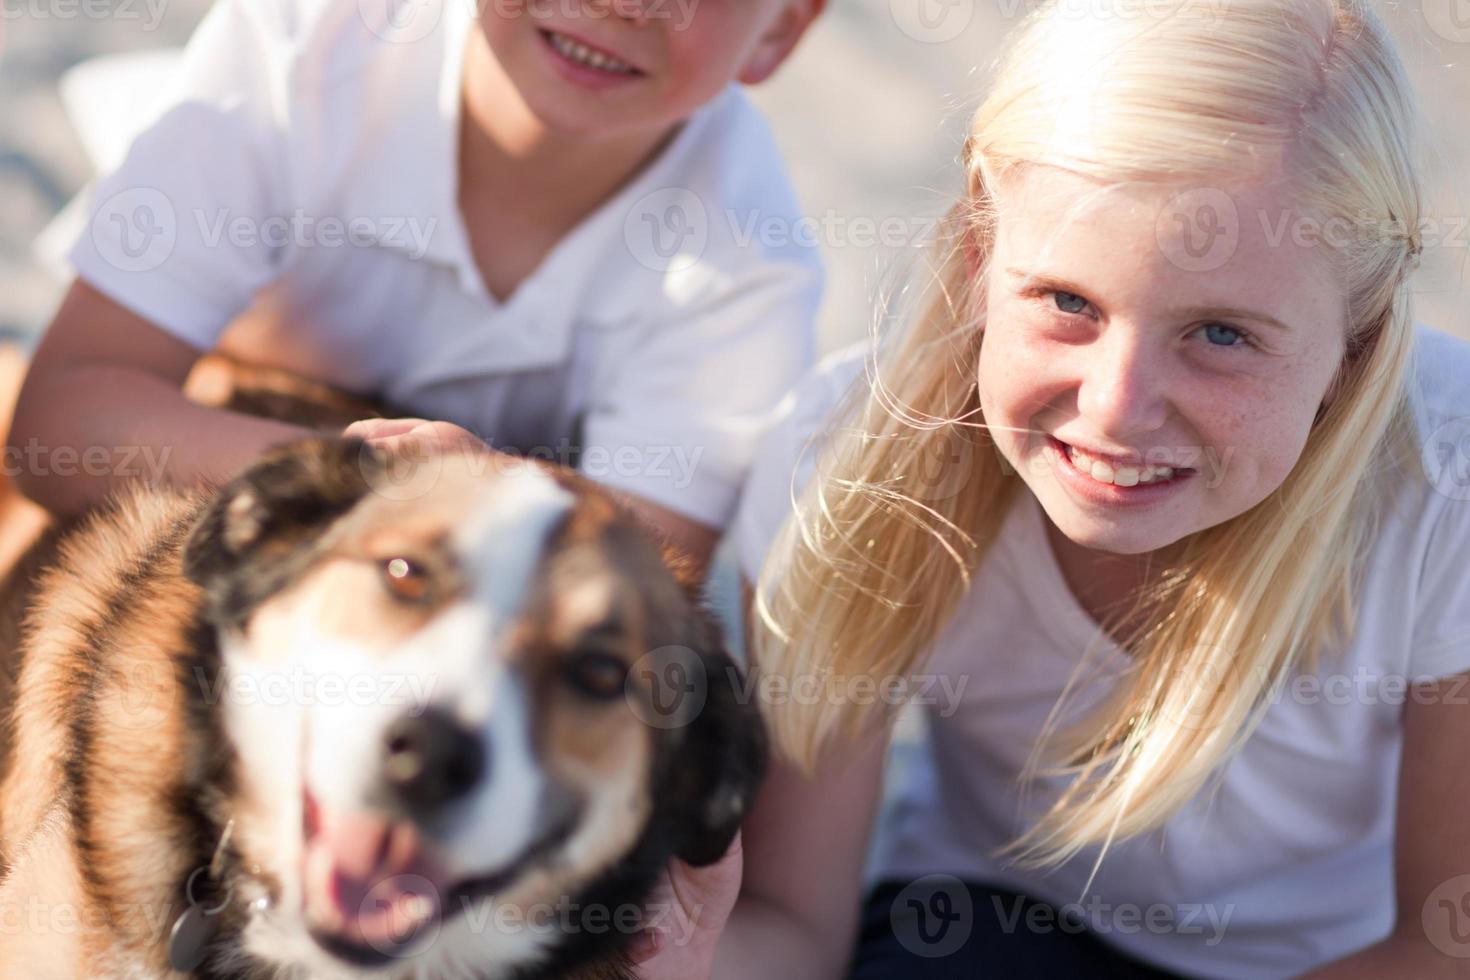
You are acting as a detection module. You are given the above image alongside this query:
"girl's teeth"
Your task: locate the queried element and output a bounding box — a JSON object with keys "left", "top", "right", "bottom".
{"left": 1064, "top": 444, "right": 1174, "bottom": 486}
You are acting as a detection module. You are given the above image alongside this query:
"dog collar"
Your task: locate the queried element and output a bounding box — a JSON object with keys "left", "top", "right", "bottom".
{"left": 167, "top": 818, "right": 236, "bottom": 972}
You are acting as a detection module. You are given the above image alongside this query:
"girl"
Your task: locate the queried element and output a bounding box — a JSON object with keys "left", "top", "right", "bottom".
{"left": 634, "top": 0, "right": 1470, "bottom": 976}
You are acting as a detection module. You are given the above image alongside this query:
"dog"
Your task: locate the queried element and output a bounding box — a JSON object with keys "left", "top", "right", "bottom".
{"left": 0, "top": 434, "right": 765, "bottom": 979}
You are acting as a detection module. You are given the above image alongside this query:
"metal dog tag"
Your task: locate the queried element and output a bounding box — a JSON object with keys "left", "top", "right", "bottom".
{"left": 167, "top": 903, "right": 219, "bottom": 973}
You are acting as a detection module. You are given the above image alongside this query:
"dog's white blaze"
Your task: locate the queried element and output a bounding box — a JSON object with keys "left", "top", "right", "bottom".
{"left": 454, "top": 462, "right": 574, "bottom": 633}
{"left": 453, "top": 644, "right": 543, "bottom": 874}
{"left": 405, "top": 464, "right": 573, "bottom": 874}
{"left": 388, "top": 600, "right": 544, "bottom": 873}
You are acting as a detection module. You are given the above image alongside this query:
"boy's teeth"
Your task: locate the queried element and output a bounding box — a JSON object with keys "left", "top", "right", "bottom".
{"left": 548, "top": 31, "right": 636, "bottom": 74}
{"left": 1064, "top": 444, "right": 1174, "bottom": 486}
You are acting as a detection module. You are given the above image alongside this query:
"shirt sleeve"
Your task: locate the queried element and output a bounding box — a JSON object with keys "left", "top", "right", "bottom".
{"left": 577, "top": 262, "right": 821, "bottom": 530}
{"left": 1409, "top": 494, "right": 1470, "bottom": 679}
{"left": 65, "top": 0, "right": 292, "bottom": 350}
{"left": 731, "top": 346, "right": 867, "bottom": 584}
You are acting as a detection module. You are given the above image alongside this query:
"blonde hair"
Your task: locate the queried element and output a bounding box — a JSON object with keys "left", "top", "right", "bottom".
{"left": 752, "top": 0, "right": 1424, "bottom": 867}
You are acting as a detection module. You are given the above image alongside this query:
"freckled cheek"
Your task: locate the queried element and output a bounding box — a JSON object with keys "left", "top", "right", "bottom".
{"left": 1201, "top": 398, "right": 1315, "bottom": 502}
{"left": 1254, "top": 411, "right": 1319, "bottom": 490}
{"left": 979, "top": 320, "right": 1066, "bottom": 447}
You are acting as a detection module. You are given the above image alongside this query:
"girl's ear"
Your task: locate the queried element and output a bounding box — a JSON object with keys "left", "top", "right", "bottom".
{"left": 963, "top": 226, "right": 989, "bottom": 329}
{"left": 737, "top": 0, "right": 827, "bottom": 86}
{"left": 964, "top": 227, "right": 983, "bottom": 283}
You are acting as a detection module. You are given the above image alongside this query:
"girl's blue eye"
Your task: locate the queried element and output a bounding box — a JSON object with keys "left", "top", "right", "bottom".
{"left": 1201, "top": 322, "right": 1245, "bottom": 347}
{"left": 1053, "top": 291, "right": 1088, "bottom": 314}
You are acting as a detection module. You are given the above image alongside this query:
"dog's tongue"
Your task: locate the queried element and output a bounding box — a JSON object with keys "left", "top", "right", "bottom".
{"left": 303, "top": 799, "right": 445, "bottom": 950}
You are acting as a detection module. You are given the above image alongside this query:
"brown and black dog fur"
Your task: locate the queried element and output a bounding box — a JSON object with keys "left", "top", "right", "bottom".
{"left": 0, "top": 354, "right": 764, "bottom": 979}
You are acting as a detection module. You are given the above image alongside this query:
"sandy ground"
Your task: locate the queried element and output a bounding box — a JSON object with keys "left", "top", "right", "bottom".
{"left": 1, "top": 0, "right": 1466, "bottom": 350}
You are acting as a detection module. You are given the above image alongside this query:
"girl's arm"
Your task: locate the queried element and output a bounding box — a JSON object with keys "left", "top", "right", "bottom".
{"left": 10, "top": 280, "right": 308, "bottom": 517}
{"left": 1298, "top": 672, "right": 1470, "bottom": 979}
{"left": 637, "top": 582, "right": 888, "bottom": 980}
{"left": 711, "top": 730, "right": 887, "bottom": 979}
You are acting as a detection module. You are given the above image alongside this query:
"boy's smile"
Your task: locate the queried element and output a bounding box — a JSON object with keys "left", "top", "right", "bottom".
{"left": 479, "top": 0, "right": 822, "bottom": 139}
{"left": 537, "top": 26, "right": 646, "bottom": 85}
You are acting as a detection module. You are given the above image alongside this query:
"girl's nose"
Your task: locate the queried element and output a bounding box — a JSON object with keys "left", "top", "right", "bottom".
{"left": 1074, "top": 329, "right": 1170, "bottom": 440}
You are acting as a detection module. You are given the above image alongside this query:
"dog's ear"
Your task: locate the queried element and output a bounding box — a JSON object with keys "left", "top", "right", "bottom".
{"left": 660, "top": 643, "right": 769, "bottom": 868}
{"left": 183, "top": 438, "right": 384, "bottom": 622}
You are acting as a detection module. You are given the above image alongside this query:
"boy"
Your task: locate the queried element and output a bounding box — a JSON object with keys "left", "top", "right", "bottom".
{"left": 10, "top": 0, "right": 827, "bottom": 574}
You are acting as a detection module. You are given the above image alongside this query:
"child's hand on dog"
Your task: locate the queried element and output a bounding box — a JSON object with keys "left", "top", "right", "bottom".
{"left": 629, "top": 832, "right": 745, "bottom": 980}
{"left": 343, "top": 417, "right": 496, "bottom": 459}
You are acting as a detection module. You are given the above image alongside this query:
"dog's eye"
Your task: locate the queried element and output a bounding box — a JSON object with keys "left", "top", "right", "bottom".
{"left": 563, "top": 651, "right": 628, "bottom": 701}
{"left": 379, "top": 557, "right": 430, "bottom": 603}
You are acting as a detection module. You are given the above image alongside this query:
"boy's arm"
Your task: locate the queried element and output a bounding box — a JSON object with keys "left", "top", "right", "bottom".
{"left": 9, "top": 280, "right": 309, "bottom": 517}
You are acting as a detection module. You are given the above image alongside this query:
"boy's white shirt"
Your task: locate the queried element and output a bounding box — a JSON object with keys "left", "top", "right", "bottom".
{"left": 734, "top": 325, "right": 1470, "bottom": 979}
{"left": 64, "top": 0, "right": 822, "bottom": 529}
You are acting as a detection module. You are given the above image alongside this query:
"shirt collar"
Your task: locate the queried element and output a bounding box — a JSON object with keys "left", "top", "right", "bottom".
{"left": 345, "top": 5, "right": 737, "bottom": 317}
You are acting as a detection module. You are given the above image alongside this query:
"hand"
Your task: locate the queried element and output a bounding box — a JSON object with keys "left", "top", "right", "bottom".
{"left": 342, "top": 417, "right": 492, "bottom": 459}
{"left": 628, "top": 834, "right": 745, "bottom": 980}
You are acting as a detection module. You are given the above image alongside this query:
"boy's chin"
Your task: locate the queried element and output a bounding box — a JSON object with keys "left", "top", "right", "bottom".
{"left": 519, "top": 89, "right": 675, "bottom": 141}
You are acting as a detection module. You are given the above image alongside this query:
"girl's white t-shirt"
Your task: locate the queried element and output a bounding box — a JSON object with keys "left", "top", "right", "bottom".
{"left": 733, "top": 325, "right": 1470, "bottom": 979}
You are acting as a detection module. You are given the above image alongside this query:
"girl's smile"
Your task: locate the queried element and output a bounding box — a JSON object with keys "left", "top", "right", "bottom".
{"left": 1044, "top": 435, "right": 1198, "bottom": 508}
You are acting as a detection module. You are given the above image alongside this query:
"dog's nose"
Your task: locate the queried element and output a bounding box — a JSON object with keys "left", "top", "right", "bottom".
{"left": 382, "top": 709, "right": 486, "bottom": 815}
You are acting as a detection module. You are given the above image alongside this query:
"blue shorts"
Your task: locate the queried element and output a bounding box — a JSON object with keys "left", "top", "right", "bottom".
{"left": 849, "top": 879, "right": 1189, "bottom": 979}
